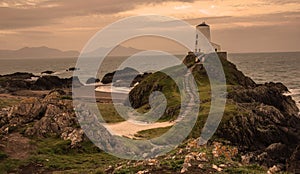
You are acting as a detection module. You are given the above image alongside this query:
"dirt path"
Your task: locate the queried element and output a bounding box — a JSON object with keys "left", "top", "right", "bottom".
{"left": 104, "top": 120, "right": 174, "bottom": 138}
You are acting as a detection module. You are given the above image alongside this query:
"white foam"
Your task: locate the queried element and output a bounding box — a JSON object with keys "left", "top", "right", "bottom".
{"left": 289, "top": 89, "right": 300, "bottom": 96}
{"left": 282, "top": 88, "right": 300, "bottom": 111}
{"left": 95, "top": 85, "right": 132, "bottom": 94}
{"left": 84, "top": 82, "right": 102, "bottom": 86}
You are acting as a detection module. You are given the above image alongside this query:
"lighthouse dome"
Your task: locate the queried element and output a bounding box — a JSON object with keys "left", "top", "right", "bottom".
{"left": 197, "top": 22, "right": 209, "bottom": 27}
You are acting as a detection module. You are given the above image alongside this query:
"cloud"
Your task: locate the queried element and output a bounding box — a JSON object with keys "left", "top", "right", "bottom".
{"left": 0, "top": 0, "right": 195, "bottom": 29}
{"left": 186, "top": 11, "right": 300, "bottom": 29}
{"left": 213, "top": 21, "right": 300, "bottom": 53}
{"left": 263, "top": 0, "right": 300, "bottom": 4}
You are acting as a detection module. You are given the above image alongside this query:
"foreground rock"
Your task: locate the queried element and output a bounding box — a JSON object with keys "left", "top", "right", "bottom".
{"left": 0, "top": 90, "right": 131, "bottom": 154}
{"left": 0, "top": 90, "right": 84, "bottom": 147}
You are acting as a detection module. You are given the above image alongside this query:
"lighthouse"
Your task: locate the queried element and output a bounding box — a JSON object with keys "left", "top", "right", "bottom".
{"left": 195, "top": 22, "right": 221, "bottom": 53}
{"left": 197, "top": 22, "right": 211, "bottom": 42}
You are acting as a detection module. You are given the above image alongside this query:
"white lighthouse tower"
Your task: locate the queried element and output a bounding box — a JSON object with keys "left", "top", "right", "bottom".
{"left": 197, "top": 22, "right": 211, "bottom": 42}
{"left": 195, "top": 22, "right": 221, "bottom": 53}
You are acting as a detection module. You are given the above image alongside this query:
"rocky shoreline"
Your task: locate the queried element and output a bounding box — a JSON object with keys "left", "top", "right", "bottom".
{"left": 0, "top": 53, "right": 299, "bottom": 173}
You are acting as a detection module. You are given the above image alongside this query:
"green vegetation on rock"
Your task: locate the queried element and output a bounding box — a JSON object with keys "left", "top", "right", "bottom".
{"left": 97, "top": 103, "right": 127, "bottom": 123}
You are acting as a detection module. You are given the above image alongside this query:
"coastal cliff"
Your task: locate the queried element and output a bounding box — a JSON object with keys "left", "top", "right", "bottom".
{"left": 128, "top": 53, "right": 300, "bottom": 172}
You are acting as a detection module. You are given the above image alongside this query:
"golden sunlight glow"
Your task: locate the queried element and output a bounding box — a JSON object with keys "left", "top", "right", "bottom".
{"left": 120, "top": 0, "right": 300, "bottom": 19}
{"left": 0, "top": 0, "right": 299, "bottom": 52}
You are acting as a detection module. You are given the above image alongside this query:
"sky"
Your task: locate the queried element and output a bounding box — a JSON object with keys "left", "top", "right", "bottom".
{"left": 0, "top": 0, "right": 299, "bottom": 53}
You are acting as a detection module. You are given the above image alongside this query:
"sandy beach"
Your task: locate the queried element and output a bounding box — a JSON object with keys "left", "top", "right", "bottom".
{"left": 103, "top": 120, "right": 174, "bottom": 138}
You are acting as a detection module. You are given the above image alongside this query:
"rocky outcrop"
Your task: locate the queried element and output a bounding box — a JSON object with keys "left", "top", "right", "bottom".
{"left": 0, "top": 72, "right": 35, "bottom": 92}
{"left": 217, "top": 82, "right": 300, "bottom": 170}
{"left": 0, "top": 90, "right": 84, "bottom": 147}
{"left": 0, "top": 72, "right": 82, "bottom": 93}
{"left": 66, "top": 67, "right": 80, "bottom": 71}
{"left": 183, "top": 52, "right": 197, "bottom": 68}
{"left": 287, "top": 145, "right": 300, "bottom": 172}
{"left": 86, "top": 77, "right": 100, "bottom": 84}
{"left": 128, "top": 53, "right": 300, "bottom": 171}
{"left": 183, "top": 53, "right": 256, "bottom": 88}
{"left": 101, "top": 67, "right": 151, "bottom": 87}
{"left": 41, "top": 71, "right": 55, "bottom": 75}
{"left": 101, "top": 67, "right": 139, "bottom": 84}
{"left": 228, "top": 82, "right": 298, "bottom": 116}
{"left": 0, "top": 72, "right": 36, "bottom": 80}
{"left": 128, "top": 76, "right": 164, "bottom": 109}
{"left": 129, "top": 53, "right": 256, "bottom": 113}
{"left": 219, "top": 57, "right": 256, "bottom": 88}
{"left": 32, "top": 76, "right": 72, "bottom": 90}
{"left": 101, "top": 72, "right": 115, "bottom": 84}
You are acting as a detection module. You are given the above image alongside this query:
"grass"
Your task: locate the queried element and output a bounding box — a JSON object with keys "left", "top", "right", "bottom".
{"left": 129, "top": 70, "right": 182, "bottom": 121}
{"left": 225, "top": 164, "right": 267, "bottom": 173}
{"left": 0, "top": 150, "right": 8, "bottom": 160}
{"left": 160, "top": 158, "right": 184, "bottom": 171}
{"left": 28, "top": 138, "right": 122, "bottom": 173}
{"left": 134, "top": 126, "right": 172, "bottom": 139}
{"left": 30, "top": 153, "right": 117, "bottom": 171}
{"left": 0, "top": 158, "right": 24, "bottom": 174}
{"left": 0, "top": 137, "right": 123, "bottom": 173}
{"left": 60, "top": 95, "right": 72, "bottom": 100}
{"left": 97, "top": 103, "right": 128, "bottom": 123}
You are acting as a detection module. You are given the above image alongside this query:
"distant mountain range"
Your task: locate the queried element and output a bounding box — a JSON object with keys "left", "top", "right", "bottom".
{"left": 0, "top": 46, "right": 143, "bottom": 59}
{"left": 81, "top": 45, "right": 143, "bottom": 57}
{"left": 0, "top": 46, "right": 79, "bottom": 59}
